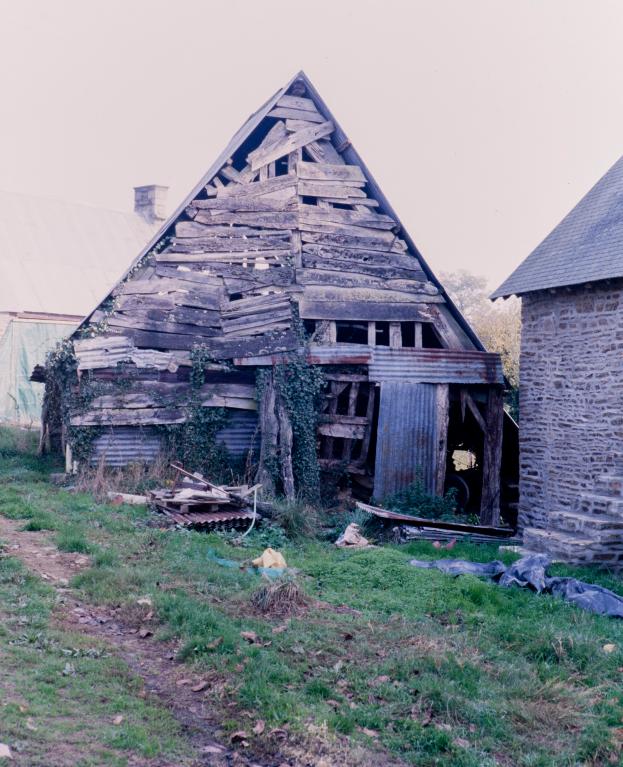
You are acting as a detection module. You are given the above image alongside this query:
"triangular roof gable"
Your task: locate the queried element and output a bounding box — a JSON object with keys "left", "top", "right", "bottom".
{"left": 492, "top": 154, "right": 623, "bottom": 298}
{"left": 80, "top": 71, "right": 483, "bottom": 350}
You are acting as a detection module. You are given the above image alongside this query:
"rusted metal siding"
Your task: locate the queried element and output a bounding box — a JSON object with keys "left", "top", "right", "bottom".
{"left": 369, "top": 348, "right": 503, "bottom": 384}
{"left": 374, "top": 382, "right": 438, "bottom": 499}
{"left": 91, "top": 427, "right": 163, "bottom": 466}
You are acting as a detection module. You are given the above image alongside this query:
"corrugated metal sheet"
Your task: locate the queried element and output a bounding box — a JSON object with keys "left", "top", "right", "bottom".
{"left": 90, "top": 411, "right": 259, "bottom": 466}
{"left": 369, "top": 348, "right": 503, "bottom": 384}
{"left": 217, "top": 410, "right": 259, "bottom": 457}
{"left": 0, "top": 190, "right": 156, "bottom": 315}
{"left": 374, "top": 382, "right": 438, "bottom": 499}
{"left": 91, "top": 427, "right": 163, "bottom": 466}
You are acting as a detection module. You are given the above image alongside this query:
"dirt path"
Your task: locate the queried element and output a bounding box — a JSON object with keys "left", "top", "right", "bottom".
{"left": 0, "top": 516, "right": 277, "bottom": 767}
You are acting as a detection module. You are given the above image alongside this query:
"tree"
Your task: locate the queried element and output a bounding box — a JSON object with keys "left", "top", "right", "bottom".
{"left": 441, "top": 270, "right": 521, "bottom": 416}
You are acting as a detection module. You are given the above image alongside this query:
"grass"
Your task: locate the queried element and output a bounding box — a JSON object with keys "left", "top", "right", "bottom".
{"left": 0, "top": 552, "right": 191, "bottom": 766}
{"left": 1, "top": 426, "right": 623, "bottom": 765}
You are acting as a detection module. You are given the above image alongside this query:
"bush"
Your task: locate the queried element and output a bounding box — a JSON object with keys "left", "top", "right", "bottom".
{"left": 380, "top": 480, "right": 458, "bottom": 520}
{"left": 271, "top": 499, "right": 319, "bottom": 540}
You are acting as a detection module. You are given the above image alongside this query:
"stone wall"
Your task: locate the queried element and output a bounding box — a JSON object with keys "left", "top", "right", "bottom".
{"left": 519, "top": 280, "right": 623, "bottom": 530}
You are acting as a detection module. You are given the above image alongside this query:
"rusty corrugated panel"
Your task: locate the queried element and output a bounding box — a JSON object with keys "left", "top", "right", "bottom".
{"left": 369, "top": 348, "right": 503, "bottom": 384}
{"left": 374, "top": 382, "right": 437, "bottom": 499}
{"left": 216, "top": 410, "right": 259, "bottom": 457}
{"left": 156, "top": 508, "right": 255, "bottom": 527}
{"left": 91, "top": 427, "right": 163, "bottom": 466}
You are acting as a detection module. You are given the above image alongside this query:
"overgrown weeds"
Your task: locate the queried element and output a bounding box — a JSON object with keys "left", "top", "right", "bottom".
{"left": 250, "top": 578, "right": 310, "bottom": 616}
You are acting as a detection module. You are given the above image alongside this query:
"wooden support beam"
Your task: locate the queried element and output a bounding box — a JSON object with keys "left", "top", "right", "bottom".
{"left": 414, "top": 322, "right": 423, "bottom": 348}
{"left": 276, "top": 391, "right": 295, "bottom": 501}
{"left": 256, "top": 373, "right": 278, "bottom": 495}
{"left": 435, "top": 384, "right": 450, "bottom": 497}
{"left": 480, "top": 386, "right": 504, "bottom": 526}
{"left": 460, "top": 389, "right": 487, "bottom": 433}
{"left": 367, "top": 321, "right": 376, "bottom": 346}
{"left": 389, "top": 322, "right": 402, "bottom": 348}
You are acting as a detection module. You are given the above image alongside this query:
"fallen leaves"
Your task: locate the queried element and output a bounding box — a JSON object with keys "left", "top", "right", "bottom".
{"left": 191, "top": 680, "right": 209, "bottom": 692}
{"left": 112, "top": 715, "right": 124, "bottom": 726}
{"left": 240, "top": 630, "right": 271, "bottom": 647}
{"left": 252, "top": 719, "right": 265, "bottom": 735}
{"left": 0, "top": 743, "right": 12, "bottom": 760}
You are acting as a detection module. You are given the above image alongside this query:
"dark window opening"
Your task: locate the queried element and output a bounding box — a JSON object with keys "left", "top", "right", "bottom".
{"left": 375, "top": 322, "right": 389, "bottom": 346}
{"left": 336, "top": 321, "right": 368, "bottom": 344}
{"left": 422, "top": 323, "right": 444, "bottom": 348}
{"left": 332, "top": 202, "right": 352, "bottom": 210}
{"left": 303, "top": 319, "right": 316, "bottom": 337}
{"left": 301, "top": 195, "right": 317, "bottom": 205}
{"left": 275, "top": 157, "right": 290, "bottom": 176}
{"left": 401, "top": 322, "right": 416, "bottom": 348}
{"left": 229, "top": 292, "right": 243, "bottom": 302}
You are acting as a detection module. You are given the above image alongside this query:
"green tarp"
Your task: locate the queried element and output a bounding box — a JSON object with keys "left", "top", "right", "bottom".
{"left": 0, "top": 319, "right": 75, "bottom": 426}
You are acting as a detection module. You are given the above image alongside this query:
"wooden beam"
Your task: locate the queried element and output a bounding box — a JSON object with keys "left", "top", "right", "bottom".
{"left": 389, "top": 322, "right": 402, "bottom": 348}
{"left": 480, "top": 387, "right": 504, "bottom": 526}
{"left": 435, "top": 384, "right": 450, "bottom": 497}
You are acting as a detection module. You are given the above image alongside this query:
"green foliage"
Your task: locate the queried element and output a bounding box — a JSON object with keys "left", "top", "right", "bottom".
{"left": 378, "top": 479, "right": 459, "bottom": 520}
{"left": 272, "top": 356, "right": 325, "bottom": 502}
{"left": 270, "top": 498, "right": 320, "bottom": 540}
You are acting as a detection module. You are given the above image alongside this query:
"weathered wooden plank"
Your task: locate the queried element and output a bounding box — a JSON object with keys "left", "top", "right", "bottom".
{"left": 192, "top": 211, "right": 297, "bottom": 230}
{"left": 166, "top": 234, "right": 292, "bottom": 252}
{"left": 295, "top": 268, "right": 440, "bottom": 296}
{"left": 216, "top": 174, "right": 296, "bottom": 199}
{"left": 248, "top": 121, "right": 334, "bottom": 171}
{"left": 106, "top": 314, "right": 221, "bottom": 337}
{"left": 156, "top": 250, "right": 292, "bottom": 265}
{"left": 276, "top": 95, "right": 318, "bottom": 112}
{"left": 299, "top": 203, "right": 395, "bottom": 230}
{"left": 188, "top": 194, "right": 296, "bottom": 213}
{"left": 301, "top": 228, "right": 407, "bottom": 251}
{"left": 298, "top": 299, "right": 437, "bottom": 322}
{"left": 301, "top": 243, "right": 427, "bottom": 274}
{"left": 301, "top": 253, "right": 426, "bottom": 281}
{"left": 267, "top": 107, "right": 324, "bottom": 123}
{"left": 305, "top": 139, "right": 343, "bottom": 164}
{"left": 112, "top": 303, "right": 221, "bottom": 329}
{"left": 317, "top": 422, "right": 366, "bottom": 440}
{"left": 124, "top": 327, "right": 300, "bottom": 356}
{"left": 300, "top": 285, "right": 440, "bottom": 305}
{"left": 480, "top": 387, "right": 504, "bottom": 526}
{"left": 71, "top": 408, "right": 186, "bottom": 426}
{"left": 285, "top": 119, "right": 319, "bottom": 133}
{"left": 298, "top": 181, "right": 366, "bottom": 199}
{"left": 296, "top": 161, "right": 366, "bottom": 183}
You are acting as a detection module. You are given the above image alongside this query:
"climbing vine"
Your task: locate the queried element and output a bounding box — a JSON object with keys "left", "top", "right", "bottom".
{"left": 273, "top": 355, "right": 325, "bottom": 503}
{"left": 156, "top": 344, "right": 231, "bottom": 481}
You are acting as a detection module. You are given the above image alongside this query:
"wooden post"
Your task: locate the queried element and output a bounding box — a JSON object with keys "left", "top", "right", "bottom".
{"left": 435, "top": 385, "right": 450, "bottom": 496}
{"left": 256, "top": 373, "right": 278, "bottom": 495}
{"left": 276, "top": 392, "right": 295, "bottom": 501}
{"left": 480, "top": 386, "right": 504, "bottom": 525}
{"left": 414, "top": 322, "right": 423, "bottom": 348}
{"left": 389, "top": 322, "right": 402, "bottom": 348}
{"left": 367, "top": 321, "right": 376, "bottom": 346}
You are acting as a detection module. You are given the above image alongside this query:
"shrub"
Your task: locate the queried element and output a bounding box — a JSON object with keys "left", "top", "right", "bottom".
{"left": 380, "top": 480, "right": 458, "bottom": 520}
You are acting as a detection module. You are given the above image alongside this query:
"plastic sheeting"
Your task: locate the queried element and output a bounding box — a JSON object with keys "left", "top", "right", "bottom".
{"left": 0, "top": 318, "right": 75, "bottom": 426}
{"left": 410, "top": 553, "right": 623, "bottom": 618}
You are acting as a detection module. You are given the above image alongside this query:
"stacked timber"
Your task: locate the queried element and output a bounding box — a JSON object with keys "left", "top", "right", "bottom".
{"left": 150, "top": 466, "right": 259, "bottom": 529}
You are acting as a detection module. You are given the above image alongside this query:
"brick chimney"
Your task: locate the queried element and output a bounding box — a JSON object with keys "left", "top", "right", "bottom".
{"left": 133, "top": 184, "right": 168, "bottom": 224}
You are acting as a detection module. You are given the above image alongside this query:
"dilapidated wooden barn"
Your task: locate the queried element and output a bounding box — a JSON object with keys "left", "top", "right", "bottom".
{"left": 44, "top": 72, "right": 517, "bottom": 524}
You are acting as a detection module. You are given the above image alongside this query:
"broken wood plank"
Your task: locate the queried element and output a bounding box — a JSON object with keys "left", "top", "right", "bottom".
{"left": 267, "top": 107, "right": 324, "bottom": 123}
{"left": 305, "top": 139, "right": 343, "bottom": 164}
{"left": 216, "top": 174, "right": 296, "bottom": 198}
{"left": 248, "top": 121, "right": 334, "bottom": 171}
{"left": 296, "top": 161, "right": 366, "bottom": 183}
{"left": 276, "top": 94, "right": 318, "bottom": 112}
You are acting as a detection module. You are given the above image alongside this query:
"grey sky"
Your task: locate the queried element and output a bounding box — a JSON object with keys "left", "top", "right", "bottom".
{"left": 1, "top": 0, "right": 622, "bottom": 289}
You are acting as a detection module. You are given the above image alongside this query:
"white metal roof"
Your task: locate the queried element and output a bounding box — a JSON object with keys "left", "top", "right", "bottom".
{"left": 0, "top": 189, "right": 156, "bottom": 316}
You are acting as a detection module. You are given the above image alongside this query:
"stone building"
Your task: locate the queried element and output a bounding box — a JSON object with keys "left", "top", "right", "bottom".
{"left": 492, "top": 155, "right": 623, "bottom": 566}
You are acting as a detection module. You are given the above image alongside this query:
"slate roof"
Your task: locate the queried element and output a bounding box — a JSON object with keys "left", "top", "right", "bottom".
{"left": 0, "top": 190, "right": 156, "bottom": 316}
{"left": 492, "top": 155, "right": 623, "bottom": 298}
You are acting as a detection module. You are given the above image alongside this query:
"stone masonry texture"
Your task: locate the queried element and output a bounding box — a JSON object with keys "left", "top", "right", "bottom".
{"left": 519, "top": 280, "right": 623, "bottom": 534}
